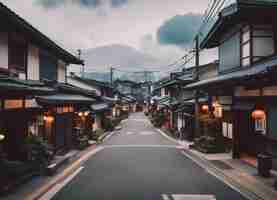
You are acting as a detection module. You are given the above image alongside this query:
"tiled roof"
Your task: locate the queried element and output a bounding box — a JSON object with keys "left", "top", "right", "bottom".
{"left": 36, "top": 94, "right": 95, "bottom": 105}
{"left": 0, "top": 2, "right": 83, "bottom": 64}
{"left": 184, "top": 56, "right": 277, "bottom": 90}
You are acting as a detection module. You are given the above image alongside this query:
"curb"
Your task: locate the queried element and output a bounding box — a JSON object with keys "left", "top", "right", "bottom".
{"left": 156, "top": 128, "right": 192, "bottom": 147}
{"left": 28, "top": 145, "right": 104, "bottom": 200}
{"left": 155, "top": 128, "right": 271, "bottom": 200}
{"left": 182, "top": 150, "right": 263, "bottom": 200}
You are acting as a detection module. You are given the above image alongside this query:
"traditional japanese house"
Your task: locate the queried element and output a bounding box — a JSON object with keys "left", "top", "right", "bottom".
{"left": 0, "top": 2, "right": 84, "bottom": 158}
{"left": 36, "top": 83, "right": 96, "bottom": 152}
{"left": 174, "top": 68, "right": 196, "bottom": 138}
{"left": 67, "top": 74, "right": 115, "bottom": 131}
{"left": 185, "top": 0, "right": 277, "bottom": 168}
{"left": 151, "top": 74, "right": 182, "bottom": 130}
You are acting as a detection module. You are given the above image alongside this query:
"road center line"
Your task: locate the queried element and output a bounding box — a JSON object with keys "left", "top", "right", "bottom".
{"left": 102, "top": 144, "right": 178, "bottom": 148}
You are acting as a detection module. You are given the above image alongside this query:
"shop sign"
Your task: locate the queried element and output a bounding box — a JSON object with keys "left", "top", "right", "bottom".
{"left": 4, "top": 99, "right": 23, "bottom": 109}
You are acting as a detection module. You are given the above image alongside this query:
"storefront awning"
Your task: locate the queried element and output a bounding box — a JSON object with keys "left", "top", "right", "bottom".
{"left": 183, "top": 97, "right": 208, "bottom": 104}
{"left": 91, "top": 103, "right": 110, "bottom": 112}
{"left": 36, "top": 94, "right": 96, "bottom": 105}
{"left": 154, "top": 79, "right": 178, "bottom": 91}
{"left": 0, "top": 76, "right": 55, "bottom": 94}
{"left": 102, "top": 96, "right": 117, "bottom": 103}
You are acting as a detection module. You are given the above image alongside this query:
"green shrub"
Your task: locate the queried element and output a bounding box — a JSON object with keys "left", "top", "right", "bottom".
{"left": 24, "top": 135, "right": 53, "bottom": 168}
{"left": 102, "top": 117, "right": 114, "bottom": 131}
{"left": 194, "top": 115, "right": 226, "bottom": 153}
{"left": 152, "top": 112, "right": 166, "bottom": 127}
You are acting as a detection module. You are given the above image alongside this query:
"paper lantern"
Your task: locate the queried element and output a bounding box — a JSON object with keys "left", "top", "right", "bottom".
{"left": 251, "top": 109, "right": 266, "bottom": 120}
{"left": 201, "top": 104, "right": 209, "bottom": 112}
{"left": 43, "top": 116, "right": 54, "bottom": 123}
{"left": 0, "top": 134, "right": 5, "bottom": 141}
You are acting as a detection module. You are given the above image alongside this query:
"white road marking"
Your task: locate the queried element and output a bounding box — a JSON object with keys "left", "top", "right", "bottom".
{"left": 102, "top": 145, "right": 178, "bottom": 148}
{"left": 126, "top": 131, "right": 135, "bottom": 135}
{"left": 102, "top": 131, "right": 115, "bottom": 142}
{"left": 156, "top": 129, "right": 179, "bottom": 144}
{"left": 129, "top": 118, "right": 147, "bottom": 122}
{"left": 39, "top": 166, "right": 84, "bottom": 200}
{"left": 140, "top": 131, "right": 157, "bottom": 135}
{"left": 180, "top": 151, "right": 252, "bottom": 200}
{"left": 172, "top": 194, "right": 216, "bottom": 200}
{"left": 162, "top": 194, "right": 170, "bottom": 200}
{"left": 162, "top": 194, "right": 216, "bottom": 200}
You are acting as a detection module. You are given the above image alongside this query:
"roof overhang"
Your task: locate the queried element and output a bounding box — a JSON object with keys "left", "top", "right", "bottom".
{"left": 184, "top": 56, "right": 277, "bottom": 91}
{"left": 0, "top": 2, "right": 83, "bottom": 65}
{"left": 201, "top": 1, "right": 277, "bottom": 49}
{"left": 91, "top": 103, "right": 110, "bottom": 112}
{"left": 36, "top": 94, "right": 95, "bottom": 106}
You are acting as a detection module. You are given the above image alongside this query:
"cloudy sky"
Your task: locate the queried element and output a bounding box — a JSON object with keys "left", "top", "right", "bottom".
{"left": 1, "top": 0, "right": 217, "bottom": 71}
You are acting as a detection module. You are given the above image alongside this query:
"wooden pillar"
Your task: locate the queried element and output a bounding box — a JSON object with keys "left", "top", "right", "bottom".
{"left": 232, "top": 110, "right": 240, "bottom": 159}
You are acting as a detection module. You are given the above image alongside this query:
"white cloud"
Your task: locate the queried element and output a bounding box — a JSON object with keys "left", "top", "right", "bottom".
{"left": 1, "top": 0, "right": 216, "bottom": 71}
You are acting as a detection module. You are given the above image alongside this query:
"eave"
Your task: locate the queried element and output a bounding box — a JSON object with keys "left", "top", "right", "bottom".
{"left": 200, "top": 1, "right": 277, "bottom": 49}
{"left": 0, "top": 2, "right": 83, "bottom": 65}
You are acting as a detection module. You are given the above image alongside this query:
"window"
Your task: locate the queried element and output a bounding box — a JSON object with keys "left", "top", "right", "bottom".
{"left": 222, "top": 122, "right": 233, "bottom": 139}
{"left": 165, "top": 88, "right": 169, "bottom": 96}
{"left": 8, "top": 33, "right": 27, "bottom": 76}
{"left": 240, "top": 24, "right": 275, "bottom": 67}
{"left": 39, "top": 50, "right": 57, "bottom": 81}
{"left": 241, "top": 26, "right": 251, "bottom": 67}
{"left": 255, "top": 118, "right": 266, "bottom": 135}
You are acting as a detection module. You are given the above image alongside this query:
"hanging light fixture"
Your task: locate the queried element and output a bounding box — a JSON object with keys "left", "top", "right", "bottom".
{"left": 201, "top": 104, "right": 209, "bottom": 112}
{"left": 251, "top": 104, "right": 266, "bottom": 120}
{"left": 84, "top": 111, "right": 90, "bottom": 117}
{"left": 43, "top": 115, "right": 54, "bottom": 123}
{"left": 78, "top": 112, "right": 84, "bottom": 117}
{"left": 0, "top": 134, "right": 5, "bottom": 141}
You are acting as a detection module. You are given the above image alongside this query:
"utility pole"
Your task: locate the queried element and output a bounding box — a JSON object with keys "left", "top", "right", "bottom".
{"left": 110, "top": 67, "right": 114, "bottom": 86}
{"left": 77, "top": 49, "right": 85, "bottom": 77}
{"left": 194, "top": 35, "right": 200, "bottom": 138}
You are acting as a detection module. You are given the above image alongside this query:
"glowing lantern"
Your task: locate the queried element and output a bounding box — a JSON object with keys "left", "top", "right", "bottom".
{"left": 84, "top": 111, "right": 90, "bottom": 117}
{"left": 201, "top": 104, "right": 209, "bottom": 112}
{"left": 251, "top": 109, "right": 266, "bottom": 120}
{"left": 78, "top": 112, "right": 84, "bottom": 117}
{"left": 0, "top": 134, "right": 5, "bottom": 141}
{"left": 43, "top": 116, "right": 54, "bottom": 123}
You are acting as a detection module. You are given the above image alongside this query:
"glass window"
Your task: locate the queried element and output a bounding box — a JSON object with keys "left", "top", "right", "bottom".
{"left": 255, "top": 118, "right": 266, "bottom": 135}
{"left": 253, "top": 37, "right": 274, "bottom": 57}
{"left": 9, "top": 35, "right": 27, "bottom": 73}
{"left": 253, "top": 29, "right": 273, "bottom": 37}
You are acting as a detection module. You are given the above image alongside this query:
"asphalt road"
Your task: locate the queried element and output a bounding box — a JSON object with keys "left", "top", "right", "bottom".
{"left": 51, "top": 112, "right": 248, "bottom": 200}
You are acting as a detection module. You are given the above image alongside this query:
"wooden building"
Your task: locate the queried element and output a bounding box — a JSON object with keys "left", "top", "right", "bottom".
{"left": 186, "top": 0, "right": 277, "bottom": 168}
{"left": 0, "top": 2, "right": 84, "bottom": 159}
{"left": 67, "top": 74, "right": 115, "bottom": 131}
